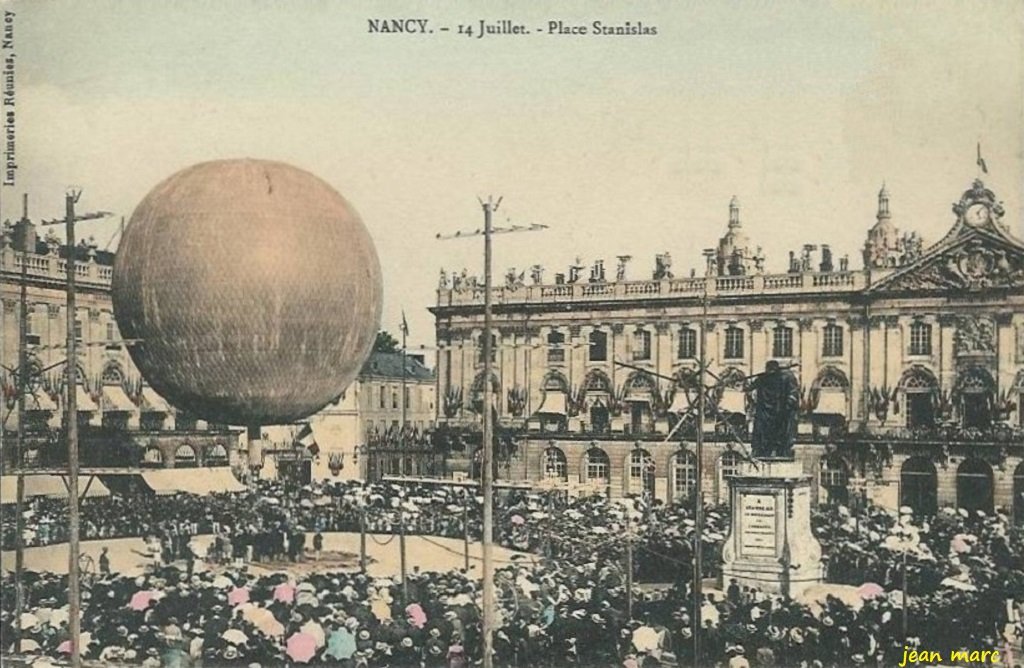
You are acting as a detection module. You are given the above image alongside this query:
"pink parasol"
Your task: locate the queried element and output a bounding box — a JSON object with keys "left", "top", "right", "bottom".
{"left": 228, "top": 586, "right": 250, "bottom": 606}
{"left": 273, "top": 583, "right": 296, "bottom": 603}
{"left": 857, "top": 583, "right": 885, "bottom": 600}
{"left": 287, "top": 632, "right": 318, "bottom": 663}
{"left": 510, "top": 515, "right": 525, "bottom": 525}
{"left": 129, "top": 591, "right": 154, "bottom": 611}
{"left": 406, "top": 603, "right": 428, "bottom": 628}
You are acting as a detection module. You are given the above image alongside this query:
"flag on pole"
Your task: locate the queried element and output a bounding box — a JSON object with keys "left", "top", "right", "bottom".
{"left": 294, "top": 423, "right": 319, "bottom": 457}
{"left": 400, "top": 311, "right": 409, "bottom": 337}
{"left": 977, "top": 142, "right": 988, "bottom": 174}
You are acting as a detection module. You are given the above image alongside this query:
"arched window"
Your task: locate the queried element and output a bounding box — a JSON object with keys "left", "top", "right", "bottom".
{"left": 207, "top": 443, "right": 229, "bottom": 467}
{"left": 718, "top": 451, "right": 741, "bottom": 501}
{"left": 956, "top": 367, "right": 995, "bottom": 430}
{"left": 900, "top": 366, "right": 938, "bottom": 429}
{"left": 583, "top": 448, "right": 610, "bottom": 486}
{"left": 583, "top": 369, "right": 612, "bottom": 393}
{"left": 957, "top": 459, "right": 993, "bottom": 513}
{"left": 174, "top": 444, "right": 197, "bottom": 468}
{"left": 470, "top": 371, "right": 500, "bottom": 415}
{"left": 819, "top": 456, "right": 850, "bottom": 506}
{"left": 627, "top": 449, "right": 655, "bottom": 496}
{"left": 101, "top": 362, "right": 124, "bottom": 386}
{"left": 672, "top": 450, "right": 698, "bottom": 502}
{"left": 143, "top": 447, "right": 164, "bottom": 467}
{"left": 543, "top": 446, "right": 568, "bottom": 481}
{"left": 814, "top": 367, "right": 850, "bottom": 416}
{"left": 900, "top": 457, "right": 937, "bottom": 515}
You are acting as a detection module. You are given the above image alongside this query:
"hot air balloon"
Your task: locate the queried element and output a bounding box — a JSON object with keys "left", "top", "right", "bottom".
{"left": 112, "top": 159, "right": 383, "bottom": 426}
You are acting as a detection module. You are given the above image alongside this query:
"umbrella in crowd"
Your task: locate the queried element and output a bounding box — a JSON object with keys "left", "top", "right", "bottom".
{"left": 3, "top": 476, "right": 1024, "bottom": 668}
{"left": 286, "top": 631, "right": 318, "bottom": 663}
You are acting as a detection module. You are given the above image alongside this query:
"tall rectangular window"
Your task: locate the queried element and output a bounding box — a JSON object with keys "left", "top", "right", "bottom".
{"left": 632, "top": 328, "right": 651, "bottom": 361}
{"left": 379, "top": 387, "right": 386, "bottom": 409}
{"left": 106, "top": 322, "right": 115, "bottom": 341}
{"left": 724, "top": 327, "right": 745, "bottom": 360}
{"left": 477, "top": 334, "right": 497, "bottom": 364}
{"left": 910, "top": 322, "right": 932, "bottom": 356}
{"left": 548, "top": 330, "right": 566, "bottom": 363}
{"left": 589, "top": 330, "right": 608, "bottom": 362}
{"left": 678, "top": 328, "right": 697, "bottom": 359}
{"left": 822, "top": 324, "right": 843, "bottom": 358}
{"left": 74, "top": 318, "right": 83, "bottom": 342}
{"left": 773, "top": 326, "right": 793, "bottom": 358}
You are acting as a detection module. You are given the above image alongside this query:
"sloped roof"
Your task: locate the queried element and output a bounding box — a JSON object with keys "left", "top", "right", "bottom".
{"left": 359, "top": 351, "right": 434, "bottom": 381}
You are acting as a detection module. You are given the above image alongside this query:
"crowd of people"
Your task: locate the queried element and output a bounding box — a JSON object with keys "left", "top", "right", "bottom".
{"left": 2, "top": 478, "right": 1024, "bottom": 667}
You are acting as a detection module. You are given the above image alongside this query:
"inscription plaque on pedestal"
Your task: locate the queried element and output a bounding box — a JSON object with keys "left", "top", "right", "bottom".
{"left": 721, "top": 461, "right": 823, "bottom": 597}
{"left": 740, "top": 494, "right": 777, "bottom": 558}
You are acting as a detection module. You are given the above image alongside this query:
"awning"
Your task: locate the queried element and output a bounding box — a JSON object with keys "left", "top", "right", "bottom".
{"left": 668, "top": 390, "right": 692, "bottom": 414}
{"left": 24, "top": 392, "right": 58, "bottom": 412}
{"left": 140, "top": 387, "right": 172, "bottom": 413}
{"left": 75, "top": 386, "right": 98, "bottom": 412}
{"left": 535, "top": 391, "right": 567, "bottom": 416}
{"left": 0, "top": 475, "right": 110, "bottom": 504}
{"left": 141, "top": 468, "right": 246, "bottom": 496}
{"left": 719, "top": 389, "right": 747, "bottom": 414}
{"left": 101, "top": 385, "right": 136, "bottom": 412}
{"left": 816, "top": 391, "right": 847, "bottom": 416}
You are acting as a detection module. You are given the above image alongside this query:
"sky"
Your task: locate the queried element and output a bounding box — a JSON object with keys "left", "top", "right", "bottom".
{"left": 2, "top": 0, "right": 1022, "bottom": 351}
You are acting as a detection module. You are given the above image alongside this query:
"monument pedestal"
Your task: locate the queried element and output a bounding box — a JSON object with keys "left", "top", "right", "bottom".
{"left": 721, "top": 460, "right": 823, "bottom": 597}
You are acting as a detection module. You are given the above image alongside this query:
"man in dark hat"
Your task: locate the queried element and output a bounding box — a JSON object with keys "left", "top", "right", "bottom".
{"left": 747, "top": 361, "right": 800, "bottom": 460}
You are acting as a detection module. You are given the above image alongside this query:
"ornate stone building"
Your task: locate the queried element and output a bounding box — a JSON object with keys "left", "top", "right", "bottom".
{"left": 0, "top": 211, "right": 241, "bottom": 472}
{"left": 430, "top": 178, "right": 1024, "bottom": 515}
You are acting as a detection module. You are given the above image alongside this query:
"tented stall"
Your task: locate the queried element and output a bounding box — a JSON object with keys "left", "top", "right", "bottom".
{"left": 0, "top": 475, "right": 110, "bottom": 505}
{"left": 140, "top": 467, "right": 245, "bottom": 496}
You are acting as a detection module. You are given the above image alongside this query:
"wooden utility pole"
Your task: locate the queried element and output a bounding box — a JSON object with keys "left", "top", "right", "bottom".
{"left": 626, "top": 517, "right": 634, "bottom": 620}
{"left": 14, "top": 193, "right": 28, "bottom": 654}
{"left": 359, "top": 501, "right": 367, "bottom": 573}
{"left": 40, "top": 190, "right": 110, "bottom": 668}
{"left": 436, "top": 200, "right": 546, "bottom": 668}
{"left": 399, "top": 504, "right": 408, "bottom": 602}
{"left": 463, "top": 497, "right": 471, "bottom": 572}
{"left": 692, "top": 288, "right": 709, "bottom": 666}
{"left": 64, "top": 191, "right": 83, "bottom": 668}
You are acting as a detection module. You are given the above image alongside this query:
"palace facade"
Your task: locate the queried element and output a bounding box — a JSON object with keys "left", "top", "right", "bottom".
{"left": 429, "top": 178, "right": 1024, "bottom": 515}
{"left": 0, "top": 210, "right": 242, "bottom": 472}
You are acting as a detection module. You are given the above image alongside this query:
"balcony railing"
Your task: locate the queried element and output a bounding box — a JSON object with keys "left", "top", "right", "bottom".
{"left": 1, "top": 247, "right": 113, "bottom": 287}
{"left": 437, "top": 270, "right": 867, "bottom": 307}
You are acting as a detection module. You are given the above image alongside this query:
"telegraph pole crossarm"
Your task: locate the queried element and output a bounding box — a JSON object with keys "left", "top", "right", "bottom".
{"left": 436, "top": 198, "right": 546, "bottom": 668}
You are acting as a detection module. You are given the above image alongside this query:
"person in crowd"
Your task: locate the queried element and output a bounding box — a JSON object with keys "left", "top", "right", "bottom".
{"left": 3, "top": 478, "right": 1024, "bottom": 667}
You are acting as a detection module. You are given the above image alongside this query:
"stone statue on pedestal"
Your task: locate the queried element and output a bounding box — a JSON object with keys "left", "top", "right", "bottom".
{"left": 747, "top": 361, "right": 800, "bottom": 460}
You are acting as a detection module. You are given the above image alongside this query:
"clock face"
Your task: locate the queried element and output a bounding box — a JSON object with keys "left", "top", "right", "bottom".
{"left": 965, "top": 204, "right": 990, "bottom": 225}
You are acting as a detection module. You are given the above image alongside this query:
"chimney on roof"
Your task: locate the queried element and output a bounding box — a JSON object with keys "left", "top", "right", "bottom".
{"left": 11, "top": 193, "right": 37, "bottom": 254}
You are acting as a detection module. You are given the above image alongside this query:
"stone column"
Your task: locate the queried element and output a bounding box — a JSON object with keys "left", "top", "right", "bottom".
{"left": 848, "top": 315, "right": 866, "bottom": 426}
{"left": 750, "top": 320, "right": 767, "bottom": 374}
